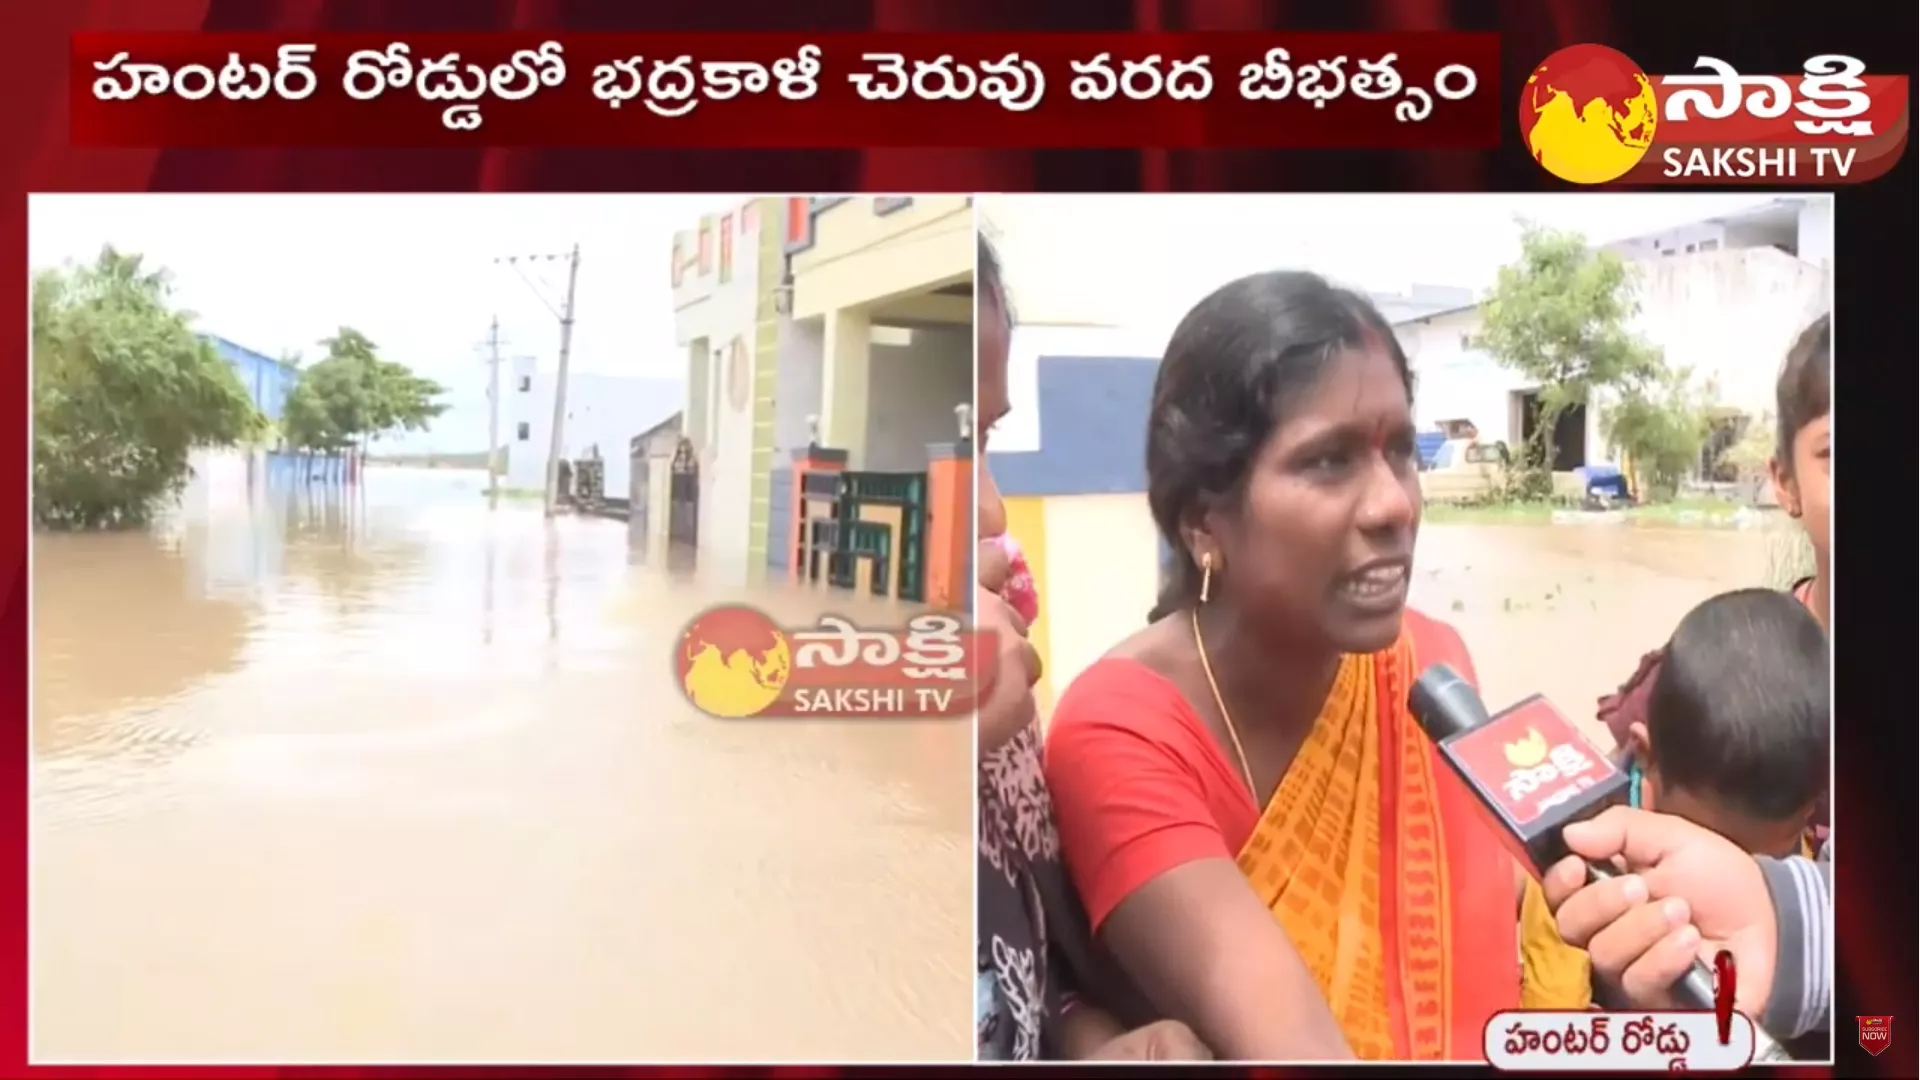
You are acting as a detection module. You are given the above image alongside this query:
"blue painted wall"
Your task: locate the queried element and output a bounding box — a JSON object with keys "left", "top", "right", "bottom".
{"left": 987, "top": 354, "right": 1160, "bottom": 498}
{"left": 984, "top": 352, "right": 1185, "bottom": 602}
{"left": 201, "top": 334, "right": 299, "bottom": 423}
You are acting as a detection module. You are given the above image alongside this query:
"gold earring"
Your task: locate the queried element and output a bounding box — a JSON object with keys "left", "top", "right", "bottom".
{"left": 1200, "top": 552, "right": 1213, "bottom": 605}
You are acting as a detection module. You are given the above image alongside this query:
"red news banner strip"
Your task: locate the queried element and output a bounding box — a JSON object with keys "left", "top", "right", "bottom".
{"left": 70, "top": 32, "right": 1500, "bottom": 150}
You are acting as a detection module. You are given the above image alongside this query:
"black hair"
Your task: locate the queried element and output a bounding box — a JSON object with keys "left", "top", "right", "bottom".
{"left": 1647, "top": 587, "right": 1828, "bottom": 822}
{"left": 1145, "top": 271, "right": 1412, "bottom": 621}
{"left": 1775, "top": 313, "right": 1830, "bottom": 471}
{"left": 978, "top": 230, "right": 1012, "bottom": 330}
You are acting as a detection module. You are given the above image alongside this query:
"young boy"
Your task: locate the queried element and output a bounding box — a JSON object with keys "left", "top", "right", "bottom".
{"left": 1623, "top": 588, "right": 1829, "bottom": 859}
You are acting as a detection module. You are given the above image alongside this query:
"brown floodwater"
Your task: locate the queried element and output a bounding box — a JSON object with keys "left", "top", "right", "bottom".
{"left": 31, "top": 466, "right": 973, "bottom": 1064}
{"left": 1409, "top": 517, "right": 1796, "bottom": 747}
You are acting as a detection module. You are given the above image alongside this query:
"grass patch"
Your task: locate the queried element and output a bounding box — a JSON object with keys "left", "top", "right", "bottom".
{"left": 1621, "top": 496, "right": 1745, "bottom": 522}
{"left": 1422, "top": 501, "right": 1559, "bottom": 525}
{"left": 485, "top": 486, "right": 546, "bottom": 501}
{"left": 1423, "top": 494, "right": 1757, "bottom": 528}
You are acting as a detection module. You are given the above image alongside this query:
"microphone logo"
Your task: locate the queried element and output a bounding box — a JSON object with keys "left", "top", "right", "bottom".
{"left": 1502, "top": 726, "right": 1549, "bottom": 768}
{"left": 1712, "top": 949, "right": 1738, "bottom": 1045}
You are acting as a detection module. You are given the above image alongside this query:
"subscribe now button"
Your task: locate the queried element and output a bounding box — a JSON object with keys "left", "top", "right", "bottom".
{"left": 1485, "top": 1011, "right": 1756, "bottom": 1072}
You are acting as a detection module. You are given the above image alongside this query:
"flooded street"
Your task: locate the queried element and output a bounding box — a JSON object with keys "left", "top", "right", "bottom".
{"left": 32, "top": 467, "right": 973, "bottom": 1064}
{"left": 31, "top": 460, "right": 1803, "bottom": 1064}
{"left": 1411, "top": 518, "right": 1795, "bottom": 748}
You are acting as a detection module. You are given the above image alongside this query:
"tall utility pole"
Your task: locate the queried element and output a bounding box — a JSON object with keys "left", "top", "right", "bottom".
{"left": 485, "top": 316, "right": 502, "bottom": 500}
{"left": 493, "top": 244, "right": 581, "bottom": 519}
{"left": 543, "top": 244, "right": 582, "bottom": 519}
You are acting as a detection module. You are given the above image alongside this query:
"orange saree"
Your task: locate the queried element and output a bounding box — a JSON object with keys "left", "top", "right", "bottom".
{"left": 1233, "top": 612, "right": 1588, "bottom": 1060}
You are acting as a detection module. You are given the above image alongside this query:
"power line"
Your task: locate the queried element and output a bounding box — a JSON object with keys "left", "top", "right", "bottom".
{"left": 485, "top": 316, "right": 502, "bottom": 499}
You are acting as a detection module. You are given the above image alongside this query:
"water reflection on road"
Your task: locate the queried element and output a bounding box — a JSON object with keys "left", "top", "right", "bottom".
{"left": 32, "top": 467, "right": 973, "bottom": 1064}
{"left": 1410, "top": 519, "right": 1794, "bottom": 747}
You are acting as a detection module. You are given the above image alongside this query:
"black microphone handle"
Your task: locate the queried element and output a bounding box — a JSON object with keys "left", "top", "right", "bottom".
{"left": 1582, "top": 863, "right": 1790, "bottom": 1061}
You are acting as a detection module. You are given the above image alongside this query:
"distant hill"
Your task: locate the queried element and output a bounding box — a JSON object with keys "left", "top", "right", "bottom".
{"left": 367, "top": 449, "right": 502, "bottom": 470}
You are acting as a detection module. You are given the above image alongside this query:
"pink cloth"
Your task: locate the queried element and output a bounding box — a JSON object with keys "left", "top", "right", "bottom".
{"left": 993, "top": 534, "right": 1040, "bottom": 625}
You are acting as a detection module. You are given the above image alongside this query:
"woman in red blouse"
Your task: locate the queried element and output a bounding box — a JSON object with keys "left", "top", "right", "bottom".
{"left": 1043, "top": 272, "right": 1591, "bottom": 1062}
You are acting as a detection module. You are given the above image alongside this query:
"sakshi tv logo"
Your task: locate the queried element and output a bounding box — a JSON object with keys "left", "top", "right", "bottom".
{"left": 677, "top": 605, "right": 983, "bottom": 718}
{"left": 1519, "top": 45, "right": 1908, "bottom": 185}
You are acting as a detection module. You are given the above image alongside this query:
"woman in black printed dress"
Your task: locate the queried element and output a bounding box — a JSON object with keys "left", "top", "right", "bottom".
{"left": 971, "top": 229, "right": 1207, "bottom": 1063}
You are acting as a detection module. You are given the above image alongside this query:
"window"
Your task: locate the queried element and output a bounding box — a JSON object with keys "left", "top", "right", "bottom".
{"left": 671, "top": 239, "right": 684, "bottom": 287}
{"left": 719, "top": 214, "right": 734, "bottom": 284}
{"left": 740, "top": 202, "right": 756, "bottom": 233}
{"left": 697, "top": 222, "right": 713, "bottom": 275}
{"left": 1699, "top": 238, "right": 1720, "bottom": 252}
{"left": 1685, "top": 243, "right": 1697, "bottom": 253}
{"left": 516, "top": 422, "right": 531, "bottom": 441}
{"left": 518, "top": 375, "right": 532, "bottom": 392}
{"left": 1459, "top": 333, "right": 1472, "bottom": 350}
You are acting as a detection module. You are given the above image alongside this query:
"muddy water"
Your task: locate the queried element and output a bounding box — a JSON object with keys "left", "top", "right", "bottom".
{"left": 1410, "top": 519, "right": 1793, "bottom": 748}
{"left": 32, "top": 467, "right": 972, "bottom": 1064}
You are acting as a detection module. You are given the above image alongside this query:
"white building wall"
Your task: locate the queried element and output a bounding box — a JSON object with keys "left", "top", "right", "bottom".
{"left": 1604, "top": 220, "right": 1730, "bottom": 260}
{"left": 503, "top": 358, "right": 679, "bottom": 499}
{"left": 1396, "top": 310, "right": 1586, "bottom": 457}
{"left": 993, "top": 324, "right": 1175, "bottom": 456}
{"left": 1795, "top": 197, "right": 1834, "bottom": 276}
{"left": 861, "top": 325, "right": 973, "bottom": 472}
{"left": 773, "top": 319, "right": 825, "bottom": 454}
{"left": 505, "top": 355, "right": 548, "bottom": 491}
{"left": 671, "top": 204, "right": 763, "bottom": 583}
{"left": 181, "top": 447, "right": 260, "bottom": 519}
{"left": 1627, "top": 248, "right": 1829, "bottom": 418}
{"left": 1401, "top": 246, "right": 1830, "bottom": 466}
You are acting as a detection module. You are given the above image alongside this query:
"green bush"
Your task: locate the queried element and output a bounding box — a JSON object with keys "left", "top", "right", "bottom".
{"left": 33, "top": 249, "right": 262, "bottom": 530}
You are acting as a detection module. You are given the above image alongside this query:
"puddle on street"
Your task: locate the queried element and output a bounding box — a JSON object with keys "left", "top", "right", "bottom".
{"left": 1410, "top": 519, "right": 1796, "bottom": 747}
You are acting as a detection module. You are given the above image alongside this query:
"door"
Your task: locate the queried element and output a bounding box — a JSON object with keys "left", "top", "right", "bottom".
{"left": 630, "top": 446, "right": 650, "bottom": 539}
{"left": 668, "top": 438, "right": 700, "bottom": 548}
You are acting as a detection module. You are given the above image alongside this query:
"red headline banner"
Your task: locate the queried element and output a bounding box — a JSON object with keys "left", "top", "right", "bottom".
{"left": 70, "top": 32, "right": 1500, "bottom": 150}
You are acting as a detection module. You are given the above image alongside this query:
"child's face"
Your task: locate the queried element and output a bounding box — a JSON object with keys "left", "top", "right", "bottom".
{"left": 1630, "top": 722, "right": 1811, "bottom": 858}
{"left": 1770, "top": 414, "right": 1831, "bottom": 571}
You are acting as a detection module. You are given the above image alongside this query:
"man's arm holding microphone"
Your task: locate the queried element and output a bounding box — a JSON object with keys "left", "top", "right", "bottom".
{"left": 1544, "top": 807, "right": 1832, "bottom": 1038}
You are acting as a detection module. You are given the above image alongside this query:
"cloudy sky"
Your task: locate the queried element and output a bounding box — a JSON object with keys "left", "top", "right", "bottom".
{"left": 29, "top": 194, "right": 736, "bottom": 453}
{"left": 33, "top": 191, "right": 1793, "bottom": 454}
{"left": 980, "top": 192, "right": 1790, "bottom": 336}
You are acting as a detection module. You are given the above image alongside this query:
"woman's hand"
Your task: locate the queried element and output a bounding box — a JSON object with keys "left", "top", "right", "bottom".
{"left": 976, "top": 535, "right": 1042, "bottom": 755}
{"left": 1085, "top": 1019, "right": 1213, "bottom": 1061}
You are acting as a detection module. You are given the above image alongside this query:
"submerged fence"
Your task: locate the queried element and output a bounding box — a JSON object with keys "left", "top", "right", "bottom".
{"left": 263, "top": 450, "right": 359, "bottom": 487}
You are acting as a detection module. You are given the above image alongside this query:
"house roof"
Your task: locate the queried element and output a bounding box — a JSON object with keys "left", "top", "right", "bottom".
{"left": 1391, "top": 301, "right": 1482, "bottom": 327}
{"left": 630, "top": 410, "right": 683, "bottom": 452}
{"left": 199, "top": 332, "right": 298, "bottom": 372}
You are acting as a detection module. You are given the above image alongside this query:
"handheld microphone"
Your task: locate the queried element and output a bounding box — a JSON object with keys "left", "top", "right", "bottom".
{"left": 1408, "top": 664, "right": 1789, "bottom": 1061}
{"left": 1408, "top": 665, "right": 1629, "bottom": 871}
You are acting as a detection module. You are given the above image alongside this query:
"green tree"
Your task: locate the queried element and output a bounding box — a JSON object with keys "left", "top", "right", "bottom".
{"left": 281, "top": 327, "right": 448, "bottom": 456}
{"left": 32, "top": 247, "right": 263, "bottom": 530}
{"left": 1474, "top": 223, "right": 1664, "bottom": 495}
{"left": 1601, "top": 365, "right": 1716, "bottom": 501}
